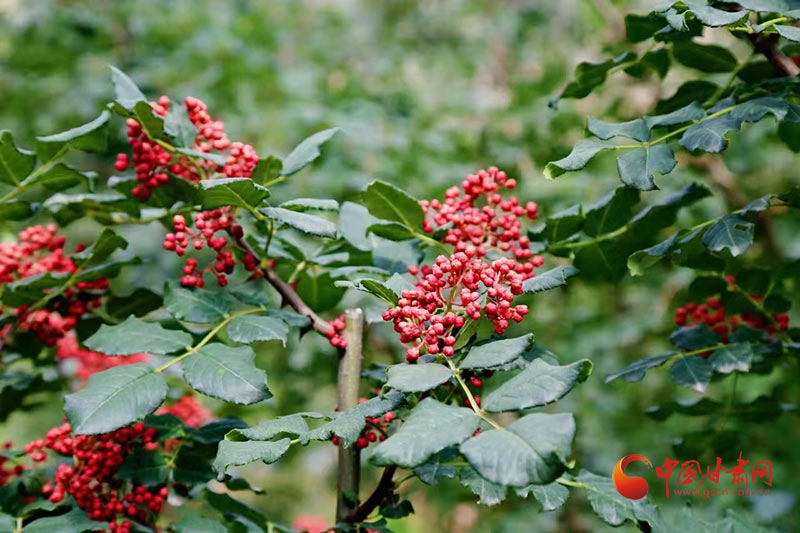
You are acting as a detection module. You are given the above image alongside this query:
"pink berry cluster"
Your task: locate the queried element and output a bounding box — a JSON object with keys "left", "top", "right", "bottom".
{"left": 115, "top": 95, "right": 258, "bottom": 202}
{"left": 331, "top": 400, "right": 393, "bottom": 449}
{"left": 0, "top": 224, "right": 108, "bottom": 345}
{"left": 325, "top": 314, "right": 347, "bottom": 348}
{"left": 674, "top": 275, "right": 791, "bottom": 354}
{"left": 23, "top": 421, "right": 167, "bottom": 532}
{"left": 56, "top": 332, "right": 149, "bottom": 382}
{"left": 381, "top": 167, "right": 543, "bottom": 363}
{"left": 162, "top": 212, "right": 258, "bottom": 287}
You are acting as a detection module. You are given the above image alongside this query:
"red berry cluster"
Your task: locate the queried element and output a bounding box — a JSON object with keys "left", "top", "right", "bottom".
{"left": 162, "top": 213, "right": 258, "bottom": 288}
{"left": 674, "top": 276, "right": 790, "bottom": 355}
{"left": 325, "top": 314, "right": 347, "bottom": 349}
{"left": 383, "top": 167, "right": 543, "bottom": 363}
{"left": 0, "top": 225, "right": 108, "bottom": 345}
{"left": 383, "top": 250, "right": 534, "bottom": 363}
{"left": 116, "top": 95, "right": 258, "bottom": 202}
{"left": 24, "top": 421, "right": 167, "bottom": 531}
{"left": 331, "top": 400, "right": 393, "bottom": 449}
{"left": 56, "top": 332, "right": 149, "bottom": 382}
{"left": 155, "top": 394, "right": 214, "bottom": 428}
{"left": 420, "top": 166, "right": 539, "bottom": 259}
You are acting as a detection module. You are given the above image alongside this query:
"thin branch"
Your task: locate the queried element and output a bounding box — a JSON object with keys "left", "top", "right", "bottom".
{"left": 347, "top": 465, "right": 397, "bottom": 523}
{"left": 748, "top": 32, "right": 800, "bottom": 76}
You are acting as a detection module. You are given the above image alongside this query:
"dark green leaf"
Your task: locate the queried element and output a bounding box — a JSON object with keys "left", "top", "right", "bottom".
{"left": 557, "top": 52, "right": 636, "bottom": 101}
{"left": 305, "top": 391, "right": 405, "bottom": 447}
{"left": 22, "top": 508, "right": 107, "bottom": 533}
{"left": 213, "top": 439, "right": 292, "bottom": 479}
{"left": 645, "top": 101, "right": 705, "bottom": 128}
{"left": 669, "top": 356, "right": 713, "bottom": 393}
{"left": 335, "top": 278, "right": 398, "bottom": 305}
{"left": 0, "top": 200, "right": 32, "bottom": 221}
{"left": 24, "top": 163, "right": 87, "bottom": 191}
{"left": 544, "top": 140, "right": 615, "bottom": 179}
{"left": 295, "top": 271, "right": 347, "bottom": 312}
{"left": 625, "top": 13, "right": 668, "bottom": 42}
{"left": 583, "top": 186, "right": 639, "bottom": 237}
{"left": 656, "top": 81, "right": 718, "bottom": 114}
{"left": 459, "top": 466, "right": 507, "bottom": 506}
{"left": 573, "top": 470, "right": 661, "bottom": 528}
{"left": 228, "top": 280, "right": 272, "bottom": 307}
{"left": 685, "top": 1, "right": 747, "bottom": 27}
{"left": 616, "top": 145, "right": 676, "bottom": 190}
{"left": 670, "top": 325, "right": 722, "bottom": 350}
{"left": 338, "top": 201, "right": 376, "bottom": 251}
{"left": 35, "top": 111, "right": 110, "bottom": 156}
{"left": 65, "top": 363, "right": 167, "bottom": 434}
{"left": 710, "top": 343, "right": 753, "bottom": 374}
{"left": 460, "top": 413, "right": 575, "bottom": 486}
{"left": 84, "top": 315, "right": 192, "bottom": 355}
{"left": 359, "top": 180, "right": 424, "bottom": 231}
{"left": 483, "top": 359, "right": 592, "bottom": 412}
{"left": 517, "top": 481, "right": 570, "bottom": 512}
{"left": 226, "top": 414, "right": 317, "bottom": 441}
{"left": 702, "top": 214, "right": 753, "bottom": 256}
{"left": 371, "top": 399, "right": 479, "bottom": 468}
{"left": 174, "top": 514, "right": 229, "bottom": 533}
{"left": 251, "top": 155, "right": 283, "bottom": 186}
{"left": 680, "top": 114, "right": 742, "bottom": 152}
{"left": 226, "top": 315, "right": 289, "bottom": 345}
{"left": 282, "top": 127, "right": 341, "bottom": 176}
{"left": 385, "top": 363, "right": 453, "bottom": 393}
{"left": 776, "top": 24, "right": 800, "bottom": 41}
{"left": 606, "top": 353, "right": 674, "bottom": 383}
{"left": 672, "top": 41, "right": 738, "bottom": 72}
{"left": 280, "top": 198, "right": 339, "bottom": 212}
{"left": 201, "top": 178, "right": 270, "bottom": 209}
{"left": 459, "top": 334, "right": 534, "bottom": 370}
{"left": 164, "top": 281, "right": 234, "bottom": 323}
{"left": 521, "top": 265, "right": 578, "bottom": 293}
{"left": 414, "top": 447, "right": 459, "bottom": 485}
{"left": 587, "top": 117, "right": 649, "bottom": 141}
{"left": 260, "top": 207, "right": 337, "bottom": 238}
{"left": 117, "top": 451, "right": 169, "bottom": 485}
{"left": 0, "top": 130, "right": 36, "bottom": 186}
{"left": 627, "top": 232, "right": 681, "bottom": 275}
{"left": 534, "top": 204, "right": 584, "bottom": 241}
{"left": 183, "top": 343, "right": 271, "bottom": 405}
{"left": 109, "top": 66, "right": 146, "bottom": 109}
{"left": 74, "top": 227, "right": 128, "bottom": 266}
{"left": 366, "top": 222, "right": 417, "bottom": 241}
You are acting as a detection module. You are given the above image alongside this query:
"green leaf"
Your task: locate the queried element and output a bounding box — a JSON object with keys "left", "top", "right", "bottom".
{"left": 183, "top": 343, "right": 271, "bottom": 405}
{"left": 627, "top": 232, "right": 681, "bottom": 275}
{"left": 0, "top": 513, "right": 13, "bottom": 531}
{"left": 109, "top": 99, "right": 167, "bottom": 140}
{"left": 459, "top": 466, "right": 507, "bottom": 506}
{"left": 684, "top": 1, "right": 747, "bottom": 27}
{"left": 251, "top": 155, "right": 283, "bottom": 185}
{"left": 533, "top": 204, "right": 584, "bottom": 242}
{"left": 24, "top": 163, "right": 88, "bottom": 191}
{"left": 573, "top": 470, "right": 661, "bottom": 528}
{"left": 0, "top": 130, "right": 36, "bottom": 186}
{"left": 605, "top": 353, "right": 673, "bottom": 383}
{"left": 175, "top": 147, "right": 227, "bottom": 167}
{"left": 109, "top": 66, "right": 146, "bottom": 109}
{"left": 459, "top": 334, "right": 534, "bottom": 370}
{"left": 280, "top": 198, "right": 339, "bottom": 212}
{"left": 163, "top": 105, "right": 198, "bottom": 148}
{"left": 702, "top": 214, "right": 753, "bottom": 256}
{"left": 625, "top": 49, "right": 670, "bottom": 79}
{"left": 226, "top": 414, "right": 318, "bottom": 441}
{"left": 583, "top": 186, "right": 639, "bottom": 237}
{"left": 670, "top": 325, "right": 722, "bottom": 350}
{"left": 625, "top": 13, "right": 668, "bottom": 42}
{"left": 544, "top": 140, "right": 614, "bottom": 179}
{"left": 672, "top": 41, "right": 738, "bottom": 72}
{"left": 669, "top": 356, "right": 712, "bottom": 393}
{"left": 305, "top": 391, "right": 405, "bottom": 447}
{"left": 164, "top": 281, "right": 234, "bottom": 323}
{"left": 371, "top": 399, "right": 479, "bottom": 468}
{"left": 1, "top": 271, "right": 70, "bottom": 307}
{"left": 359, "top": 180, "right": 424, "bottom": 230}
{"left": 522, "top": 265, "right": 578, "bottom": 293}
{"left": 260, "top": 206, "right": 337, "bottom": 238}
{"left": 645, "top": 101, "right": 705, "bottom": 128}
{"left": 335, "top": 278, "right": 399, "bottom": 305}
{"left": 75, "top": 227, "right": 128, "bottom": 266}
{"left": 386, "top": 363, "right": 453, "bottom": 393}
{"left": 587, "top": 117, "right": 649, "bottom": 141}
{"left": 656, "top": 81, "right": 718, "bottom": 114}
{"left": 117, "top": 451, "right": 169, "bottom": 485}
{"left": 22, "top": 508, "right": 107, "bottom": 533}
{"left": 65, "top": 363, "right": 167, "bottom": 434}
{"left": 460, "top": 413, "right": 575, "bottom": 486}
{"left": 414, "top": 447, "right": 459, "bottom": 485}
{"left": 517, "top": 481, "right": 570, "bottom": 512}
{"left": 35, "top": 110, "right": 110, "bottom": 157}
{"left": 616, "top": 145, "right": 676, "bottom": 191}
{"left": 776, "top": 24, "right": 800, "bottom": 41}
{"left": 267, "top": 308, "right": 311, "bottom": 329}
{"left": 339, "top": 201, "right": 377, "bottom": 251}
{"left": 558, "top": 52, "right": 636, "bottom": 101}
{"left": 213, "top": 439, "right": 292, "bottom": 479}
{"left": 483, "top": 359, "right": 592, "bottom": 413}
{"left": 710, "top": 343, "right": 753, "bottom": 374}
{"left": 366, "top": 222, "right": 417, "bottom": 241}
{"left": 228, "top": 280, "right": 272, "bottom": 307}
{"left": 282, "top": 127, "right": 341, "bottom": 175}
{"left": 84, "top": 315, "right": 192, "bottom": 355}
{"left": 731, "top": 96, "right": 789, "bottom": 123}
{"left": 200, "top": 178, "right": 270, "bottom": 209}
{"left": 296, "top": 271, "right": 347, "bottom": 312}
{"left": 226, "top": 315, "right": 289, "bottom": 345}
{"left": 0, "top": 200, "right": 32, "bottom": 221}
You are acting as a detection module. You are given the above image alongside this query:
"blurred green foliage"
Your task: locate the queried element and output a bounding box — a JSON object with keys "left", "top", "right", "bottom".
{"left": 1, "top": 0, "right": 798, "bottom": 531}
